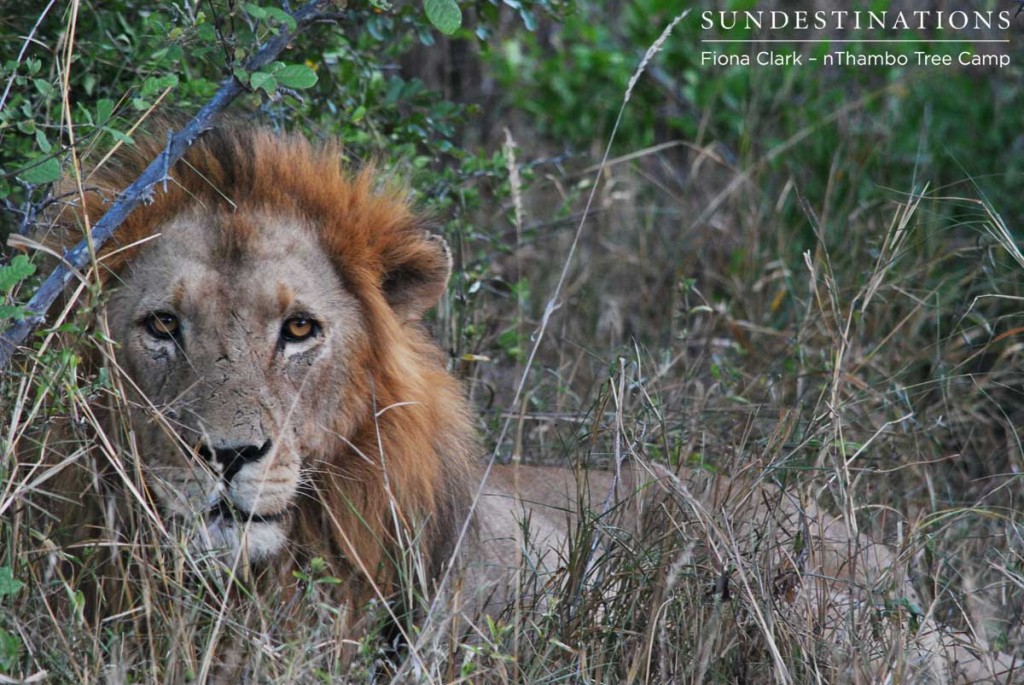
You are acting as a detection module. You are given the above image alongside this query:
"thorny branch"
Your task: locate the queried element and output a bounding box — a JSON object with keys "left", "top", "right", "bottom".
{"left": 0, "top": 0, "right": 339, "bottom": 369}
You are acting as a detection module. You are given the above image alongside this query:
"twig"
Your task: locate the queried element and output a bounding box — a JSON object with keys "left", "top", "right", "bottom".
{"left": 0, "top": 0, "right": 338, "bottom": 369}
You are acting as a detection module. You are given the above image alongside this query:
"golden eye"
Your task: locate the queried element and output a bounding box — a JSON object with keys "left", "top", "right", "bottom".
{"left": 145, "top": 312, "right": 180, "bottom": 340}
{"left": 281, "top": 316, "right": 318, "bottom": 343}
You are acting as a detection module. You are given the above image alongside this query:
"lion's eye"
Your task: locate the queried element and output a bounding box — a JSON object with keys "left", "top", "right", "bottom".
{"left": 145, "top": 312, "right": 181, "bottom": 340}
{"left": 281, "top": 316, "right": 318, "bottom": 343}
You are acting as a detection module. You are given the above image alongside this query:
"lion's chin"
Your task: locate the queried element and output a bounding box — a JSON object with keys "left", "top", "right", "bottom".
{"left": 190, "top": 506, "right": 289, "bottom": 564}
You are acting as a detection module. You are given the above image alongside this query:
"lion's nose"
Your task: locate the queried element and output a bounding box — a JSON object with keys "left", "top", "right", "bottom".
{"left": 197, "top": 440, "right": 273, "bottom": 482}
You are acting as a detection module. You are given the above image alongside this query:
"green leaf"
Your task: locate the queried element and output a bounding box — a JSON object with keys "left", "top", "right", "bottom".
{"left": 0, "top": 627, "right": 20, "bottom": 672}
{"left": 274, "top": 64, "right": 318, "bottom": 89}
{"left": 0, "top": 305, "right": 28, "bottom": 321}
{"left": 32, "top": 78, "right": 53, "bottom": 97}
{"left": 425, "top": 0, "right": 462, "bottom": 35}
{"left": 264, "top": 7, "right": 297, "bottom": 30}
{"left": 34, "top": 129, "right": 51, "bottom": 154}
{"left": 197, "top": 23, "right": 216, "bottom": 42}
{"left": 17, "top": 157, "right": 60, "bottom": 185}
{"left": 104, "top": 128, "right": 133, "bottom": 145}
{"left": 141, "top": 74, "right": 179, "bottom": 97}
{"left": 242, "top": 2, "right": 267, "bottom": 19}
{"left": 249, "top": 71, "right": 277, "bottom": 94}
{"left": 0, "top": 255, "right": 36, "bottom": 294}
{"left": 96, "top": 98, "right": 114, "bottom": 124}
{"left": 0, "top": 567, "right": 24, "bottom": 599}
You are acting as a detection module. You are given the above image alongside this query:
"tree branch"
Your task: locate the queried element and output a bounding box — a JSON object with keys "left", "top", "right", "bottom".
{"left": 0, "top": 0, "right": 337, "bottom": 369}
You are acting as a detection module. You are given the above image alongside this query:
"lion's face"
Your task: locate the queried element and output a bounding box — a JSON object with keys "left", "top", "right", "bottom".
{"left": 106, "top": 210, "right": 365, "bottom": 562}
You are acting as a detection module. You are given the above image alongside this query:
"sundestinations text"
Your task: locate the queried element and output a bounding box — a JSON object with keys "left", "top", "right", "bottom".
{"left": 701, "top": 10, "right": 1012, "bottom": 32}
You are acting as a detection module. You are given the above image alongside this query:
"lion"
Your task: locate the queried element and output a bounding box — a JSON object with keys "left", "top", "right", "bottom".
{"left": 38, "top": 122, "right": 481, "bottom": 625}
{"left": 19, "top": 120, "right": 1020, "bottom": 682}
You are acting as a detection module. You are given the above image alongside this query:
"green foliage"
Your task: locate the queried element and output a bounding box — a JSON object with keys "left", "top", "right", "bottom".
{"left": 425, "top": 0, "right": 463, "bottom": 35}
{"left": 0, "top": 567, "right": 24, "bottom": 599}
{"left": 0, "top": 627, "right": 20, "bottom": 674}
{"left": 0, "top": 2, "right": 477, "bottom": 239}
{"left": 484, "top": 0, "right": 1024, "bottom": 241}
{"left": 0, "top": 255, "right": 36, "bottom": 321}
{"left": 16, "top": 158, "right": 60, "bottom": 185}
{"left": 0, "top": 255, "right": 35, "bottom": 294}
{"left": 485, "top": 12, "right": 638, "bottom": 147}
{"left": 0, "top": 567, "right": 24, "bottom": 673}
{"left": 236, "top": 61, "right": 319, "bottom": 95}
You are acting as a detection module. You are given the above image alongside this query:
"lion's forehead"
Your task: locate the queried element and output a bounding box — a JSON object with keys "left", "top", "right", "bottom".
{"left": 123, "top": 210, "right": 351, "bottom": 320}
{"left": 161, "top": 209, "right": 326, "bottom": 261}
{"left": 162, "top": 210, "right": 332, "bottom": 275}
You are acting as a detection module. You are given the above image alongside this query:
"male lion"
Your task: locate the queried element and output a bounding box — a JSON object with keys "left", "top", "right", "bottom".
{"left": 21, "top": 121, "right": 1020, "bottom": 682}
{"left": 41, "top": 122, "right": 483, "bottom": 615}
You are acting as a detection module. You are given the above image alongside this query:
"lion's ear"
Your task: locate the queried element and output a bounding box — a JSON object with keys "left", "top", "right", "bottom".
{"left": 381, "top": 231, "right": 452, "bottom": 321}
